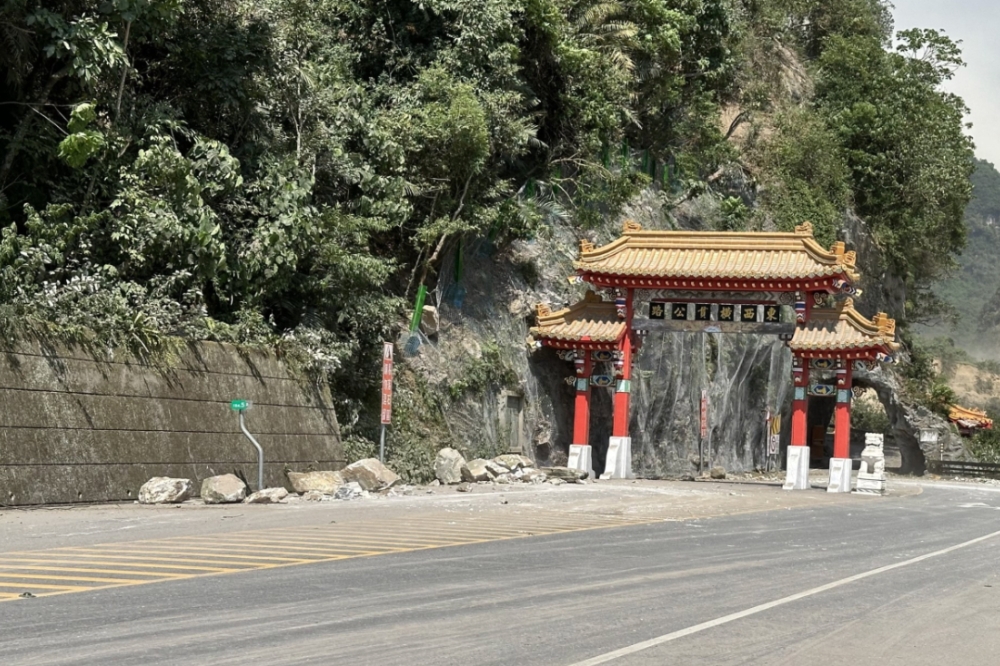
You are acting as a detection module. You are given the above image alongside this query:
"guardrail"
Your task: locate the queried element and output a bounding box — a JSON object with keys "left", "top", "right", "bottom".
{"left": 926, "top": 460, "right": 1000, "bottom": 479}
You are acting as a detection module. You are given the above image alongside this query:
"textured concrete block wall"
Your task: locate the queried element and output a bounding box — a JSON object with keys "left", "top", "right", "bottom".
{"left": 0, "top": 341, "right": 343, "bottom": 506}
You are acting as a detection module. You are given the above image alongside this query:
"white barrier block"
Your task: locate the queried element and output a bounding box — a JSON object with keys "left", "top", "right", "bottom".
{"left": 567, "top": 444, "right": 594, "bottom": 479}
{"left": 783, "top": 446, "right": 810, "bottom": 490}
{"left": 827, "top": 457, "right": 852, "bottom": 493}
{"left": 600, "top": 437, "right": 633, "bottom": 479}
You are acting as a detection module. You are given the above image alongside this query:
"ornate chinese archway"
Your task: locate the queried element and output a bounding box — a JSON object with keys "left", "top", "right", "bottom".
{"left": 527, "top": 221, "right": 898, "bottom": 492}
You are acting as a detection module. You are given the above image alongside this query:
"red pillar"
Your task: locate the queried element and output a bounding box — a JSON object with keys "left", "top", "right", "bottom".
{"left": 573, "top": 354, "right": 592, "bottom": 446}
{"left": 833, "top": 363, "right": 853, "bottom": 458}
{"left": 612, "top": 290, "right": 634, "bottom": 437}
{"left": 791, "top": 357, "right": 809, "bottom": 447}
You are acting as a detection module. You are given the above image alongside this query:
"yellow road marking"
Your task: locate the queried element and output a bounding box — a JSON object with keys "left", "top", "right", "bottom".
{"left": 0, "top": 565, "right": 187, "bottom": 579}
{"left": 59, "top": 547, "right": 314, "bottom": 563}
{"left": 170, "top": 539, "right": 404, "bottom": 555}
{"left": 0, "top": 582, "right": 90, "bottom": 591}
{"left": 0, "top": 557, "right": 239, "bottom": 573}
{"left": 189, "top": 534, "right": 457, "bottom": 548}
{"left": 0, "top": 511, "right": 651, "bottom": 603}
{"left": 0, "top": 572, "right": 147, "bottom": 584}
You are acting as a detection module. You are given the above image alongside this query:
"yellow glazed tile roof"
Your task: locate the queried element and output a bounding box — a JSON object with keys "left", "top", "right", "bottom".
{"left": 529, "top": 291, "right": 626, "bottom": 344}
{"left": 949, "top": 405, "right": 993, "bottom": 427}
{"left": 790, "top": 298, "right": 898, "bottom": 353}
{"left": 574, "top": 221, "right": 860, "bottom": 283}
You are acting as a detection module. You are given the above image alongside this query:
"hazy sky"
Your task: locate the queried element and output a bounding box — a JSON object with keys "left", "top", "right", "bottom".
{"left": 892, "top": 1, "right": 1000, "bottom": 166}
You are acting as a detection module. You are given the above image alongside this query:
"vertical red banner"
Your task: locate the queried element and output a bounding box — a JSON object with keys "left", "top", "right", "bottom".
{"left": 700, "top": 389, "right": 708, "bottom": 439}
{"left": 380, "top": 342, "right": 394, "bottom": 425}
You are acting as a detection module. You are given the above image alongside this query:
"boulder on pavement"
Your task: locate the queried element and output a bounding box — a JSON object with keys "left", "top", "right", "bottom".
{"left": 435, "top": 448, "right": 466, "bottom": 484}
{"left": 287, "top": 470, "right": 345, "bottom": 494}
{"left": 709, "top": 466, "right": 727, "bottom": 480}
{"left": 341, "top": 458, "right": 399, "bottom": 491}
{"left": 493, "top": 454, "right": 535, "bottom": 470}
{"left": 456, "top": 482, "right": 473, "bottom": 492}
{"left": 302, "top": 490, "right": 326, "bottom": 502}
{"left": 334, "top": 482, "right": 366, "bottom": 500}
{"left": 138, "top": 477, "right": 193, "bottom": 504}
{"left": 484, "top": 460, "right": 508, "bottom": 477}
{"left": 244, "top": 487, "right": 289, "bottom": 504}
{"left": 201, "top": 474, "right": 247, "bottom": 504}
{"left": 462, "top": 458, "right": 495, "bottom": 482}
{"left": 540, "top": 467, "right": 588, "bottom": 482}
{"left": 521, "top": 468, "right": 547, "bottom": 483}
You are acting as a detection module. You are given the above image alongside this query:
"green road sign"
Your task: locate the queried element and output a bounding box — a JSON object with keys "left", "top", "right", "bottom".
{"left": 230, "top": 399, "right": 252, "bottom": 411}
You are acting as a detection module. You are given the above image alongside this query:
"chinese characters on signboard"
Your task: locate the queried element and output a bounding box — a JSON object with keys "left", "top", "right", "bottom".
{"left": 646, "top": 303, "right": 783, "bottom": 324}
{"left": 380, "top": 342, "right": 394, "bottom": 425}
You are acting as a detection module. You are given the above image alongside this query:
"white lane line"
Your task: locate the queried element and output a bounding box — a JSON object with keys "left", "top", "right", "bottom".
{"left": 567, "top": 528, "right": 1000, "bottom": 666}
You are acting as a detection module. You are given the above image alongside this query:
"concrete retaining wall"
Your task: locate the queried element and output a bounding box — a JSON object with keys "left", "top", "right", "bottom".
{"left": 0, "top": 341, "right": 343, "bottom": 506}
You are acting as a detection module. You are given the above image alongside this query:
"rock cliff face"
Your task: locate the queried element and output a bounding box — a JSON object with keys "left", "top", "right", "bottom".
{"left": 404, "top": 192, "right": 958, "bottom": 476}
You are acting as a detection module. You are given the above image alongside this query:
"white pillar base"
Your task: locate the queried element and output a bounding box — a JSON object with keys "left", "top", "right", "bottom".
{"left": 827, "top": 457, "right": 852, "bottom": 493}
{"left": 854, "top": 475, "right": 886, "bottom": 495}
{"left": 600, "top": 437, "right": 633, "bottom": 479}
{"left": 783, "top": 446, "right": 810, "bottom": 490}
{"left": 567, "top": 444, "right": 595, "bottom": 479}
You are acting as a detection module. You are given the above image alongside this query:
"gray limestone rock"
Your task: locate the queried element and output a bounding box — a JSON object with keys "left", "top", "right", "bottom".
{"left": 493, "top": 454, "right": 535, "bottom": 471}
{"left": 201, "top": 474, "right": 247, "bottom": 504}
{"left": 435, "top": 448, "right": 467, "bottom": 485}
{"left": 548, "top": 478, "right": 566, "bottom": 485}
{"left": 287, "top": 471, "right": 345, "bottom": 495}
{"left": 540, "top": 466, "right": 588, "bottom": 482}
{"left": 244, "top": 487, "right": 289, "bottom": 504}
{"left": 334, "top": 482, "right": 366, "bottom": 500}
{"left": 521, "top": 468, "right": 547, "bottom": 483}
{"left": 709, "top": 466, "right": 727, "bottom": 480}
{"left": 456, "top": 482, "right": 473, "bottom": 492}
{"left": 341, "top": 458, "right": 399, "bottom": 491}
{"left": 461, "top": 458, "right": 495, "bottom": 482}
{"left": 302, "top": 490, "right": 326, "bottom": 502}
{"left": 138, "top": 477, "right": 193, "bottom": 504}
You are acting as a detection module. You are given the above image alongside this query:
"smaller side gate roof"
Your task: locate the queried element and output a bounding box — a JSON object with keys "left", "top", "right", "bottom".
{"left": 527, "top": 291, "right": 626, "bottom": 350}
{"left": 789, "top": 298, "right": 897, "bottom": 358}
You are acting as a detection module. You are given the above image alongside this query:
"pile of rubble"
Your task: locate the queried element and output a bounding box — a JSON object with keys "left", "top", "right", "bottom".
{"left": 137, "top": 458, "right": 401, "bottom": 505}
{"left": 136, "top": 451, "right": 589, "bottom": 505}
{"left": 433, "top": 447, "right": 588, "bottom": 490}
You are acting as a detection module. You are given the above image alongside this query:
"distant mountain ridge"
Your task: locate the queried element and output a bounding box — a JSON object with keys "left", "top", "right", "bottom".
{"left": 924, "top": 158, "right": 1000, "bottom": 355}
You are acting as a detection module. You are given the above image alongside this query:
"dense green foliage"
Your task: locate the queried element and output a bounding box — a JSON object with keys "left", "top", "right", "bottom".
{"left": 0, "top": 0, "right": 976, "bottom": 433}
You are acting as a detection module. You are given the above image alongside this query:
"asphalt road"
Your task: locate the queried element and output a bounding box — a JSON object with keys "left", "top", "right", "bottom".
{"left": 2, "top": 481, "right": 999, "bottom": 665}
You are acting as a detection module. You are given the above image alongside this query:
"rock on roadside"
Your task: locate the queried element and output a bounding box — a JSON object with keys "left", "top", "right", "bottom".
{"left": 709, "top": 466, "right": 727, "bottom": 480}
{"left": 287, "top": 470, "right": 345, "bottom": 494}
{"left": 244, "top": 487, "right": 289, "bottom": 504}
{"left": 462, "top": 459, "right": 495, "bottom": 483}
{"left": 493, "top": 454, "right": 535, "bottom": 470}
{"left": 334, "top": 482, "right": 366, "bottom": 500}
{"left": 435, "top": 448, "right": 466, "bottom": 484}
{"left": 138, "top": 477, "right": 193, "bottom": 504}
{"left": 540, "top": 467, "right": 589, "bottom": 483}
{"left": 341, "top": 458, "right": 399, "bottom": 491}
{"left": 201, "top": 474, "right": 247, "bottom": 504}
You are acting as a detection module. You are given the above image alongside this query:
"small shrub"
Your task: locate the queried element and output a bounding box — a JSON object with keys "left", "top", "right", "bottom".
{"left": 968, "top": 428, "right": 1000, "bottom": 464}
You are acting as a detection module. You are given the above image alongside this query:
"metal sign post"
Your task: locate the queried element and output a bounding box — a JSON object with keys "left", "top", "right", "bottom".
{"left": 380, "top": 343, "right": 394, "bottom": 463}
{"left": 230, "top": 399, "right": 263, "bottom": 491}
